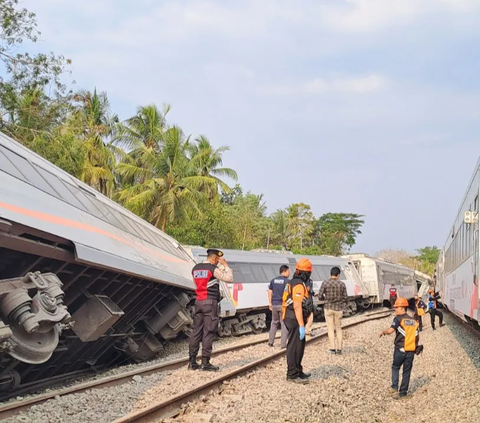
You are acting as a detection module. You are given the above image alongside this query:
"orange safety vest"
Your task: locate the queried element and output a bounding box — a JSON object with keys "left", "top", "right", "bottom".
{"left": 399, "top": 316, "right": 419, "bottom": 352}
{"left": 282, "top": 279, "right": 310, "bottom": 320}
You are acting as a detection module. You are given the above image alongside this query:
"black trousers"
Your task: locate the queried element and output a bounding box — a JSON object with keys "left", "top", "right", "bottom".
{"left": 414, "top": 313, "right": 423, "bottom": 331}
{"left": 392, "top": 349, "right": 415, "bottom": 396}
{"left": 188, "top": 299, "right": 219, "bottom": 358}
{"left": 284, "top": 317, "right": 306, "bottom": 378}
{"left": 429, "top": 309, "right": 443, "bottom": 329}
{"left": 389, "top": 295, "right": 397, "bottom": 308}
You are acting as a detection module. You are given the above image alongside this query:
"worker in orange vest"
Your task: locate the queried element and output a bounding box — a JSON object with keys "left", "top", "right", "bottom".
{"left": 379, "top": 297, "right": 420, "bottom": 399}
{"left": 282, "top": 258, "right": 314, "bottom": 383}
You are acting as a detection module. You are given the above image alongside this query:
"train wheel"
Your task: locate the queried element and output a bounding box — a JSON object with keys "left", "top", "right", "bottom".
{"left": 7, "top": 324, "right": 59, "bottom": 364}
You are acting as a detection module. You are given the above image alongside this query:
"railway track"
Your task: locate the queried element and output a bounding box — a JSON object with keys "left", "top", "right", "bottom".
{"left": 0, "top": 309, "right": 392, "bottom": 422}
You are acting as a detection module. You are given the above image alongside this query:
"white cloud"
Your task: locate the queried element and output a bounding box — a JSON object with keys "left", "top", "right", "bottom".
{"left": 262, "top": 74, "right": 389, "bottom": 96}
{"left": 321, "top": 0, "right": 480, "bottom": 33}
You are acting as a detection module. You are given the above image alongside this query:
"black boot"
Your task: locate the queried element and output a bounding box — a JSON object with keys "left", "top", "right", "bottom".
{"left": 188, "top": 356, "right": 200, "bottom": 370}
{"left": 201, "top": 356, "right": 219, "bottom": 371}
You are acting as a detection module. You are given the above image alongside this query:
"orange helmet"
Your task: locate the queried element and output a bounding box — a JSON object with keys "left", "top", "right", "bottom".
{"left": 394, "top": 297, "right": 409, "bottom": 308}
{"left": 428, "top": 289, "right": 434, "bottom": 294}
{"left": 296, "top": 258, "right": 313, "bottom": 272}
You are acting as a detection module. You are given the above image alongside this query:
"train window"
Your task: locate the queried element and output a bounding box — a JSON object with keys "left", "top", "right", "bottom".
{"left": 64, "top": 183, "right": 108, "bottom": 219}
{"left": 237, "top": 264, "right": 253, "bottom": 283}
{"left": 89, "top": 198, "right": 125, "bottom": 230}
{"left": 231, "top": 264, "right": 245, "bottom": 282}
{"left": 250, "top": 264, "right": 268, "bottom": 282}
{"left": 261, "top": 264, "right": 277, "bottom": 280}
{"left": 33, "top": 165, "right": 88, "bottom": 211}
{"left": 2, "top": 148, "right": 58, "bottom": 196}
{"left": 0, "top": 147, "right": 28, "bottom": 181}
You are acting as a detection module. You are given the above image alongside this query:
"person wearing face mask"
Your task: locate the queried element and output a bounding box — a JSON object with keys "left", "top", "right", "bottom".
{"left": 282, "top": 258, "right": 314, "bottom": 383}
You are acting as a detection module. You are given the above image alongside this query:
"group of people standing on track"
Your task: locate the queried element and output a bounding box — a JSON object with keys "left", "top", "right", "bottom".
{"left": 268, "top": 258, "right": 348, "bottom": 383}
{"left": 186, "top": 248, "right": 445, "bottom": 399}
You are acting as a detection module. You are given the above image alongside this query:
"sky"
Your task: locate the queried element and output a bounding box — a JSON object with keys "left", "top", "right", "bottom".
{"left": 22, "top": 0, "right": 480, "bottom": 254}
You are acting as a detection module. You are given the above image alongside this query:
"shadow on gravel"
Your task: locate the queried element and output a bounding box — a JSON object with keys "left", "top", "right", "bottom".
{"left": 442, "top": 313, "right": 480, "bottom": 372}
{"left": 409, "top": 375, "right": 432, "bottom": 393}
{"left": 309, "top": 364, "right": 349, "bottom": 380}
{"left": 343, "top": 345, "right": 367, "bottom": 354}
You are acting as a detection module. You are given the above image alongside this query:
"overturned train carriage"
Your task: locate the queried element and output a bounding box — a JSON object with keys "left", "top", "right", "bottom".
{"left": 185, "top": 247, "right": 371, "bottom": 337}
{"left": 0, "top": 133, "right": 197, "bottom": 395}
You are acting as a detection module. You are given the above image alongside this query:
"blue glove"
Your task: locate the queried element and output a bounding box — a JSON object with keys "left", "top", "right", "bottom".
{"left": 299, "top": 326, "right": 306, "bottom": 340}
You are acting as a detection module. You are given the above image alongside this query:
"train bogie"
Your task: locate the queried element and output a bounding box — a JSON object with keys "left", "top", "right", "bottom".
{"left": 0, "top": 133, "right": 197, "bottom": 394}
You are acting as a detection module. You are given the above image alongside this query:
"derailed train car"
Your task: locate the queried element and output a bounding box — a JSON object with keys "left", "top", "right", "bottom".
{"left": 185, "top": 247, "right": 371, "bottom": 336}
{"left": 343, "top": 253, "right": 430, "bottom": 307}
{"left": 0, "top": 133, "right": 197, "bottom": 394}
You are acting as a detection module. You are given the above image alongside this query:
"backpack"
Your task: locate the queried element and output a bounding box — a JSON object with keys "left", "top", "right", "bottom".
{"left": 282, "top": 280, "right": 312, "bottom": 320}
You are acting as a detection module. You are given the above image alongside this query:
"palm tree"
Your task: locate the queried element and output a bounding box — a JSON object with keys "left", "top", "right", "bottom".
{"left": 116, "top": 126, "right": 216, "bottom": 231}
{"left": 73, "top": 89, "right": 120, "bottom": 197}
{"left": 188, "top": 135, "right": 238, "bottom": 198}
{"left": 116, "top": 104, "right": 170, "bottom": 152}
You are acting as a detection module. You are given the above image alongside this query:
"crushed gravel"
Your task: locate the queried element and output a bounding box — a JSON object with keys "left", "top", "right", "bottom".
{"left": 0, "top": 312, "right": 379, "bottom": 423}
{"left": 174, "top": 313, "right": 480, "bottom": 423}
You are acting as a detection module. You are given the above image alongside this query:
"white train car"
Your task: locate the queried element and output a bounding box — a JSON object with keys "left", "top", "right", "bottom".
{"left": 436, "top": 158, "right": 480, "bottom": 328}
{"left": 185, "top": 247, "right": 370, "bottom": 336}
{"left": 344, "top": 253, "right": 418, "bottom": 307}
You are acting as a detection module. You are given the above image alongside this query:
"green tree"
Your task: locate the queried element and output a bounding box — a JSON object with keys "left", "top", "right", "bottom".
{"left": 72, "top": 89, "right": 120, "bottom": 197}
{"left": 116, "top": 126, "right": 216, "bottom": 231}
{"left": 284, "top": 203, "right": 316, "bottom": 250}
{"left": 415, "top": 246, "right": 440, "bottom": 264}
{"left": 187, "top": 135, "right": 238, "bottom": 198}
{"left": 315, "top": 213, "right": 365, "bottom": 256}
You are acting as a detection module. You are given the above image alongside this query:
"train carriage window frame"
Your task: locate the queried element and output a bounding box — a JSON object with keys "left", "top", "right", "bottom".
{"left": 0, "top": 147, "right": 28, "bottom": 182}
{"left": 33, "top": 164, "right": 89, "bottom": 212}
{"left": 1, "top": 147, "right": 59, "bottom": 197}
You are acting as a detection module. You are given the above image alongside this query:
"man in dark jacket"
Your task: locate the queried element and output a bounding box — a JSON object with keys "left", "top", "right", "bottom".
{"left": 188, "top": 249, "right": 234, "bottom": 371}
{"left": 282, "top": 258, "right": 314, "bottom": 383}
{"left": 267, "top": 265, "right": 290, "bottom": 348}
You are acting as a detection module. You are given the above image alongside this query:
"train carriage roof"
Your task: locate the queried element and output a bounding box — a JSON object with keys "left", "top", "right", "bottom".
{"left": 0, "top": 132, "right": 196, "bottom": 291}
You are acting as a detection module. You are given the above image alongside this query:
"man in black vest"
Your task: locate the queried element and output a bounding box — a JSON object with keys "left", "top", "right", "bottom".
{"left": 188, "top": 248, "right": 234, "bottom": 371}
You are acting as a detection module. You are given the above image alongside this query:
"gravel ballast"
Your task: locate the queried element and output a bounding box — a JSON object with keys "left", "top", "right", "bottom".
{"left": 4, "top": 311, "right": 479, "bottom": 423}
{"left": 174, "top": 313, "right": 480, "bottom": 423}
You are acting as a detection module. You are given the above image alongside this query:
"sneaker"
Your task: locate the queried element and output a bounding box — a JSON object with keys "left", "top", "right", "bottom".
{"left": 390, "top": 387, "right": 398, "bottom": 394}
{"left": 440, "top": 323, "right": 445, "bottom": 327}
{"left": 299, "top": 372, "right": 311, "bottom": 379}
{"left": 267, "top": 343, "right": 274, "bottom": 347}
{"left": 335, "top": 350, "right": 342, "bottom": 355}
{"left": 398, "top": 394, "right": 411, "bottom": 401}
{"left": 327, "top": 349, "right": 336, "bottom": 354}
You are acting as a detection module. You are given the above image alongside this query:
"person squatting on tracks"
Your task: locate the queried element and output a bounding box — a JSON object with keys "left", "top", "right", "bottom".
{"left": 318, "top": 267, "right": 348, "bottom": 354}
{"left": 267, "top": 265, "right": 290, "bottom": 348}
{"left": 282, "top": 258, "right": 314, "bottom": 383}
{"left": 428, "top": 289, "right": 445, "bottom": 330}
{"left": 414, "top": 294, "right": 427, "bottom": 331}
{"left": 379, "top": 297, "right": 421, "bottom": 399}
{"left": 188, "top": 248, "right": 234, "bottom": 371}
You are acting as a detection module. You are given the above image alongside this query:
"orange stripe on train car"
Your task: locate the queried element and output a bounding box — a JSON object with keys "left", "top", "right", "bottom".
{"left": 0, "top": 201, "right": 188, "bottom": 264}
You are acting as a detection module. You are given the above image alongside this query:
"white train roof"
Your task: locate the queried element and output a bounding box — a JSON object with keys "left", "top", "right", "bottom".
{"left": 0, "top": 132, "right": 196, "bottom": 290}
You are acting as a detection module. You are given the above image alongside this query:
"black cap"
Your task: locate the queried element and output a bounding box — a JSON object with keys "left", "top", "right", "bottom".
{"left": 206, "top": 248, "right": 224, "bottom": 257}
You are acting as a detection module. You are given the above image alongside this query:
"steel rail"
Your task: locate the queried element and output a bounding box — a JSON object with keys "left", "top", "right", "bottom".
{"left": 112, "top": 311, "right": 392, "bottom": 423}
{"left": 0, "top": 309, "right": 392, "bottom": 420}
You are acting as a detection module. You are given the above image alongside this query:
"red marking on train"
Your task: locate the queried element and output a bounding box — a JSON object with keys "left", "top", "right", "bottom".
{"left": 232, "top": 283, "right": 243, "bottom": 306}
{"left": 470, "top": 276, "right": 478, "bottom": 318}
{"left": 0, "top": 201, "right": 187, "bottom": 264}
